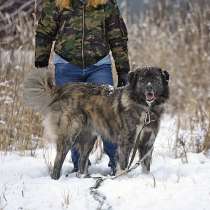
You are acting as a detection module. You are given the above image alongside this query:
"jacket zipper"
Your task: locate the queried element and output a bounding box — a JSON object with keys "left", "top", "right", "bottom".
{"left": 82, "top": 5, "right": 85, "bottom": 69}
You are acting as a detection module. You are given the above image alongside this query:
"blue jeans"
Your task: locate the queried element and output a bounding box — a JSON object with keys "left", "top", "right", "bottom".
{"left": 55, "top": 63, "right": 117, "bottom": 170}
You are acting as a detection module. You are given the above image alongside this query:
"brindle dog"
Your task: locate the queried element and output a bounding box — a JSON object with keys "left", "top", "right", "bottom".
{"left": 23, "top": 67, "right": 169, "bottom": 179}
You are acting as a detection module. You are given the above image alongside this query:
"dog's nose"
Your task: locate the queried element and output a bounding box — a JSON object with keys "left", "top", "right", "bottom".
{"left": 146, "top": 82, "right": 153, "bottom": 92}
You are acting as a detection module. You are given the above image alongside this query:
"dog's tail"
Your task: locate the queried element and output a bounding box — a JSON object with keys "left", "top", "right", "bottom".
{"left": 23, "top": 70, "right": 54, "bottom": 115}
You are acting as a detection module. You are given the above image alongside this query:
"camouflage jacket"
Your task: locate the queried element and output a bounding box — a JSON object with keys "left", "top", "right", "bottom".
{"left": 35, "top": 0, "right": 130, "bottom": 75}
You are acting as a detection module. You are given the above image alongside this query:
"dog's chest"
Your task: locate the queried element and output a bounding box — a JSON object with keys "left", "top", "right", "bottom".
{"left": 129, "top": 108, "right": 158, "bottom": 136}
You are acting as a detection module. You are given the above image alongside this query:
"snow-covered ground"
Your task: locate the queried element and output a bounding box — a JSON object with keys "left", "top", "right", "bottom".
{"left": 0, "top": 117, "right": 210, "bottom": 210}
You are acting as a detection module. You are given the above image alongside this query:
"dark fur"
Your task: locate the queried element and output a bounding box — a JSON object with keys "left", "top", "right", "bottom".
{"left": 23, "top": 67, "right": 169, "bottom": 179}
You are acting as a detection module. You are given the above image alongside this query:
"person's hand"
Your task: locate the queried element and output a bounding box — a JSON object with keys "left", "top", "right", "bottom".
{"left": 117, "top": 73, "right": 128, "bottom": 87}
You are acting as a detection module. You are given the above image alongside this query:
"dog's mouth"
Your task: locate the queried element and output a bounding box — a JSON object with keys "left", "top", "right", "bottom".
{"left": 145, "top": 91, "right": 156, "bottom": 103}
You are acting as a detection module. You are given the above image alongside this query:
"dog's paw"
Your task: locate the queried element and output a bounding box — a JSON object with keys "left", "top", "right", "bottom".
{"left": 115, "top": 169, "right": 127, "bottom": 177}
{"left": 51, "top": 172, "right": 61, "bottom": 180}
{"left": 76, "top": 172, "right": 90, "bottom": 178}
{"left": 114, "top": 164, "right": 127, "bottom": 176}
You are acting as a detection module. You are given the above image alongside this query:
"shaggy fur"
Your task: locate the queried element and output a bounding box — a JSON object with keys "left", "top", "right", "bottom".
{"left": 23, "top": 67, "right": 169, "bottom": 179}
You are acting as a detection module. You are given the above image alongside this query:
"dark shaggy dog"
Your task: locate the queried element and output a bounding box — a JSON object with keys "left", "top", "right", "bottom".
{"left": 23, "top": 67, "right": 169, "bottom": 179}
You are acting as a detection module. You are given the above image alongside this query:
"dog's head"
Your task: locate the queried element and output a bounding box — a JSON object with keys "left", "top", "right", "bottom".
{"left": 128, "top": 67, "right": 170, "bottom": 105}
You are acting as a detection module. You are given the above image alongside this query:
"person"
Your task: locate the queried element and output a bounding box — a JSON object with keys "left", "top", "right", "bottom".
{"left": 35, "top": 0, "right": 130, "bottom": 174}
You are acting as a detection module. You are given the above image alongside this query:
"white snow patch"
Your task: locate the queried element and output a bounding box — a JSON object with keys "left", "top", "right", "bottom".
{"left": 0, "top": 116, "right": 210, "bottom": 210}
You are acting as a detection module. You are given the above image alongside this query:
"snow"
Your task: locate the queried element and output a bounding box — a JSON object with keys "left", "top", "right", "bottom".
{"left": 0, "top": 117, "right": 210, "bottom": 210}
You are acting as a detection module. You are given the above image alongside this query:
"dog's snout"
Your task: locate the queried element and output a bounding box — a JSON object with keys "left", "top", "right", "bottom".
{"left": 146, "top": 82, "right": 153, "bottom": 92}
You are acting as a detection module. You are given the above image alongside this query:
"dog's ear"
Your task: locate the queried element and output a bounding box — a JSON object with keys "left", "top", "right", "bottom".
{"left": 128, "top": 71, "right": 137, "bottom": 89}
{"left": 161, "top": 69, "right": 170, "bottom": 100}
{"left": 159, "top": 68, "right": 169, "bottom": 83}
{"left": 162, "top": 70, "right": 169, "bottom": 82}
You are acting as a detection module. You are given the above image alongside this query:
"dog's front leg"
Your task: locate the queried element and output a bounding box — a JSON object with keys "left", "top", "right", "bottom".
{"left": 138, "top": 130, "right": 155, "bottom": 174}
{"left": 51, "top": 136, "right": 71, "bottom": 180}
{"left": 139, "top": 145, "right": 154, "bottom": 173}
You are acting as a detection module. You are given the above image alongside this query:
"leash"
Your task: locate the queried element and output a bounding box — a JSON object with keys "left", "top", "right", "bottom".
{"left": 89, "top": 141, "right": 154, "bottom": 209}
{"left": 127, "top": 107, "right": 156, "bottom": 169}
{"left": 90, "top": 107, "right": 156, "bottom": 190}
{"left": 89, "top": 146, "right": 154, "bottom": 210}
{"left": 89, "top": 108, "right": 156, "bottom": 208}
{"left": 89, "top": 145, "right": 154, "bottom": 190}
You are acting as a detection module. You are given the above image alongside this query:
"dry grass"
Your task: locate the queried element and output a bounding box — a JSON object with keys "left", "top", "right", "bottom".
{"left": 0, "top": 11, "right": 43, "bottom": 152}
{"left": 0, "top": 49, "right": 43, "bottom": 152}
{"left": 129, "top": 1, "right": 210, "bottom": 152}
